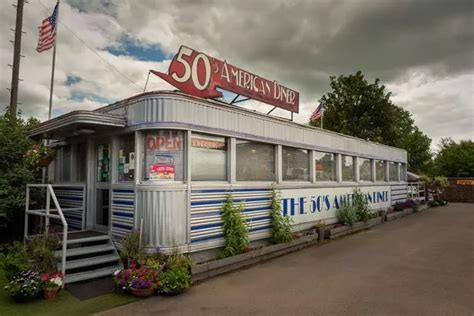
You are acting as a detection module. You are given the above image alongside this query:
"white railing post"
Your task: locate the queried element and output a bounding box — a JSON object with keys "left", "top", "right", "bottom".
{"left": 24, "top": 185, "right": 30, "bottom": 243}
{"left": 45, "top": 188, "right": 50, "bottom": 235}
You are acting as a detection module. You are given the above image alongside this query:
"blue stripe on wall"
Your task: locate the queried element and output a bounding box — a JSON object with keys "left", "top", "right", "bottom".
{"left": 191, "top": 197, "right": 270, "bottom": 206}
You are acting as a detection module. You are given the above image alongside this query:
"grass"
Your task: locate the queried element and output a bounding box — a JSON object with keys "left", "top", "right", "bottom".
{"left": 0, "top": 270, "right": 138, "bottom": 316}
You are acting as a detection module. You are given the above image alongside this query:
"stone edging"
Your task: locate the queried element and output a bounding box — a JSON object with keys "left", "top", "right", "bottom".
{"left": 191, "top": 233, "right": 319, "bottom": 283}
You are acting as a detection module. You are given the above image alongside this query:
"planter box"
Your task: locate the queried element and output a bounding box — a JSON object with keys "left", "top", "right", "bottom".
{"left": 386, "top": 209, "right": 411, "bottom": 221}
{"left": 191, "top": 232, "right": 319, "bottom": 283}
{"left": 328, "top": 216, "right": 383, "bottom": 239}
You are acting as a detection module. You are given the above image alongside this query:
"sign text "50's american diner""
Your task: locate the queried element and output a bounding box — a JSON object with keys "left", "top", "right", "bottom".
{"left": 151, "top": 46, "right": 299, "bottom": 113}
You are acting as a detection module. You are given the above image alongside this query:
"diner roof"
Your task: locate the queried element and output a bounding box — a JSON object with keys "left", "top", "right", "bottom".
{"left": 28, "top": 110, "right": 126, "bottom": 140}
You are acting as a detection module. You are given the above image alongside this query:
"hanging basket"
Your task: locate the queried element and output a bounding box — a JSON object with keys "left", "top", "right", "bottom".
{"left": 38, "top": 157, "right": 53, "bottom": 167}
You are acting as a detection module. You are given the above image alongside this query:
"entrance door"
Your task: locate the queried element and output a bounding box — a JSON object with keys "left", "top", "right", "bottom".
{"left": 94, "top": 142, "right": 111, "bottom": 232}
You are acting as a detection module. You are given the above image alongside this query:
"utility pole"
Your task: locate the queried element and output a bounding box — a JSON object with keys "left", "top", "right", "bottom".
{"left": 9, "top": 0, "right": 25, "bottom": 117}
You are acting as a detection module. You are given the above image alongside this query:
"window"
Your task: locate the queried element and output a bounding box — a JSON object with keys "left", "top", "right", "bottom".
{"left": 341, "top": 155, "right": 355, "bottom": 181}
{"left": 282, "top": 146, "right": 310, "bottom": 181}
{"left": 375, "top": 160, "right": 385, "bottom": 182}
{"left": 236, "top": 140, "right": 275, "bottom": 181}
{"left": 97, "top": 144, "right": 110, "bottom": 182}
{"left": 314, "top": 151, "right": 336, "bottom": 181}
{"left": 400, "top": 163, "right": 407, "bottom": 182}
{"left": 118, "top": 134, "right": 135, "bottom": 182}
{"left": 389, "top": 162, "right": 398, "bottom": 182}
{"left": 359, "top": 158, "right": 372, "bottom": 181}
{"left": 76, "top": 143, "right": 87, "bottom": 182}
{"left": 192, "top": 133, "right": 227, "bottom": 181}
{"left": 143, "top": 130, "right": 184, "bottom": 181}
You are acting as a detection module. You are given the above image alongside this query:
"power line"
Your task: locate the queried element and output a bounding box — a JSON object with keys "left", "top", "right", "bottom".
{"left": 37, "top": 0, "right": 142, "bottom": 92}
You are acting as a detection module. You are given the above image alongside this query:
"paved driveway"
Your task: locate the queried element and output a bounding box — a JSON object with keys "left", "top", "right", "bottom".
{"left": 100, "top": 203, "right": 474, "bottom": 316}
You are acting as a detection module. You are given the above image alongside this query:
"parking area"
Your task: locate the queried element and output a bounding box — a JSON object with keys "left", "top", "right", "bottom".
{"left": 100, "top": 203, "right": 474, "bottom": 316}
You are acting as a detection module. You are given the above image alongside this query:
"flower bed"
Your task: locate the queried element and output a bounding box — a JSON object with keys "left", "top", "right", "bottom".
{"left": 191, "top": 231, "right": 319, "bottom": 283}
{"left": 328, "top": 216, "right": 383, "bottom": 239}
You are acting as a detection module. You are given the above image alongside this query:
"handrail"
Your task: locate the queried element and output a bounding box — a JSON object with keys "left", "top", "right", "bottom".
{"left": 24, "top": 184, "right": 69, "bottom": 281}
{"left": 407, "top": 182, "right": 426, "bottom": 201}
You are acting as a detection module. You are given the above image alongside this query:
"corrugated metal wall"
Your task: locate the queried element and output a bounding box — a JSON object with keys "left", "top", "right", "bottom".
{"left": 100, "top": 93, "right": 407, "bottom": 163}
{"left": 190, "top": 188, "right": 272, "bottom": 250}
{"left": 135, "top": 188, "right": 188, "bottom": 249}
{"left": 111, "top": 188, "right": 135, "bottom": 239}
{"left": 391, "top": 184, "right": 408, "bottom": 205}
{"left": 53, "top": 186, "right": 85, "bottom": 231}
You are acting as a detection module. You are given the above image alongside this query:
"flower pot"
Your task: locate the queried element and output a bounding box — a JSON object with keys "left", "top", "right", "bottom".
{"left": 131, "top": 287, "right": 155, "bottom": 297}
{"left": 43, "top": 287, "right": 60, "bottom": 300}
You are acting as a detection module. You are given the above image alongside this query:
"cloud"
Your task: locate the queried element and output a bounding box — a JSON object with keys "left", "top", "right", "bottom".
{"left": 0, "top": 0, "right": 472, "bottom": 150}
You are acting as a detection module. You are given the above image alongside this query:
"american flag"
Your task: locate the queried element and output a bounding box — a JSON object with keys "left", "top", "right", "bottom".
{"left": 310, "top": 103, "right": 324, "bottom": 121}
{"left": 36, "top": 2, "right": 59, "bottom": 53}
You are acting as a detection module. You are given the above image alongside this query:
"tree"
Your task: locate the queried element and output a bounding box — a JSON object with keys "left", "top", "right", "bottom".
{"left": 0, "top": 112, "right": 41, "bottom": 240}
{"left": 433, "top": 138, "right": 474, "bottom": 177}
{"left": 312, "top": 71, "right": 432, "bottom": 173}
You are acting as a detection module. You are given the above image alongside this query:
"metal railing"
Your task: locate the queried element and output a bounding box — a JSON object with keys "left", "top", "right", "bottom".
{"left": 407, "top": 182, "right": 426, "bottom": 202}
{"left": 24, "top": 184, "right": 85, "bottom": 279}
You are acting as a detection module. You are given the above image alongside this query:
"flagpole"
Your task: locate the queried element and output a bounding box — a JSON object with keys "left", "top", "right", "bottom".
{"left": 47, "top": 0, "right": 59, "bottom": 120}
{"left": 321, "top": 105, "right": 324, "bottom": 129}
{"left": 43, "top": 1, "right": 59, "bottom": 187}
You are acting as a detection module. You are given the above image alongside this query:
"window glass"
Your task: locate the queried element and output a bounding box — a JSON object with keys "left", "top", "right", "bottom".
{"left": 97, "top": 144, "right": 110, "bottom": 182}
{"left": 400, "top": 163, "right": 407, "bottom": 181}
{"left": 375, "top": 160, "right": 385, "bottom": 182}
{"left": 389, "top": 162, "right": 398, "bottom": 181}
{"left": 192, "top": 133, "right": 227, "bottom": 181}
{"left": 314, "top": 151, "right": 336, "bottom": 181}
{"left": 359, "top": 158, "right": 372, "bottom": 181}
{"left": 282, "top": 147, "right": 310, "bottom": 181}
{"left": 143, "top": 130, "right": 184, "bottom": 181}
{"left": 118, "top": 135, "right": 135, "bottom": 182}
{"left": 236, "top": 140, "right": 275, "bottom": 181}
{"left": 341, "top": 155, "right": 355, "bottom": 181}
{"left": 76, "top": 143, "right": 87, "bottom": 182}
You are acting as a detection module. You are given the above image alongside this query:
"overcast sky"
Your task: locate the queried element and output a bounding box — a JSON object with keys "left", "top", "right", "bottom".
{"left": 0, "top": 0, "right": 472, "bottom": 151}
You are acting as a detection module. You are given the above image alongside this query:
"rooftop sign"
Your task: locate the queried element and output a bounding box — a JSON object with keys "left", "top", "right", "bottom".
{"left": 151, "top": 46, "right": 299, "bottom": 113}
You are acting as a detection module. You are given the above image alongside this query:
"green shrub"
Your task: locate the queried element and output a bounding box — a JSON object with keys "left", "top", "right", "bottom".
{"left": 159, "top": 253, "right": 192, "bottom": 294}
{"left": 28, "top": 233, "right": 60, "bottom": 273}
{"left": 219, "top": 194, "right": 249, "bottom": 258}
{"left": 353, "top": 189, "right": 370, "bottom": 222}
{"left": 159, "top": 266, "right": 190, "bottom": 294}
{"left": 269, "top": 186, "right": 292, "bottom": 244}
{"left": 336, "top": 204, "right": 358, "bottom": 226}
{"left": 120, "top": 231, "right": 143, "bottom": 263}
{"left": 0, "top": 242, "right": 31, "bottom": 280}
{"left": 393, "top": 202, "right": 404, "bottom": 212}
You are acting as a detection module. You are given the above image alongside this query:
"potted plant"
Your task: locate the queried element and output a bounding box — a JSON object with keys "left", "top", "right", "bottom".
{"left": 4, "top": 270, "right": 41, "bottom": 303}
{"left": 119, "top": 231, "right": 143, "bottom": 269}
{"left": 113, "top": 263, "right": 159, "bottom": 297}
{"left": 41, "top": 271, "right": 63, "bottom": 300}
{"left": 24, "top": 144, "right": 55, "bottom": 167}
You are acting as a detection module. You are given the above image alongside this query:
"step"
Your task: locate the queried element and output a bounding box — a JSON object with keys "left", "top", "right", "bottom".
{"left": 65, "top": 235, "right": 111, "bottom": 245}
{"left": 65, "top": 254, "right": 120, "bottom": 270}
{"left": 65, "top": 265, "right": 122, "bottom": 284}
{"left": 55, "top": 243, "right": 115, "bottom": 257}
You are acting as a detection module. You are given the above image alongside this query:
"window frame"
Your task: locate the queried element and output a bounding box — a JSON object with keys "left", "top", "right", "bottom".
{"left": 191, "top": 132, "right": 229, "bottom": 182}
{"left": 142, "top": 129, "right": 186, "bottom": 184}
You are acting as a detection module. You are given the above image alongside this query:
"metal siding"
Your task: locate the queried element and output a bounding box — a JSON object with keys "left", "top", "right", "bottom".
{"left": 107, "top": 94, "right": 405, "bottom": 162}
{"left": 136, "top": 188, "right": 188, "bottom": 248}
{"left": 189, "top": 187, "right": 272, "bottom": 250}
{"left": 52, "top": 186, "right": 85, "bottom": 231}
{"left": 111, "top": 188, "right": 135, "bottom": 239}
{"left": 391, "top": 184, "right": 408, "bottom": 205}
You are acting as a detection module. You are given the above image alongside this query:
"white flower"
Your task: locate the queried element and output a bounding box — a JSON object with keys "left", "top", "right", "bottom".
{"left": 114, "top": 270, "right": 121, "bottom": 276}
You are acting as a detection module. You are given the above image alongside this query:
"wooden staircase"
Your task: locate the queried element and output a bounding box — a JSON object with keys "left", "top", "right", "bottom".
{"left": 57, "top": 231, "right": 122, "bottom": 284}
